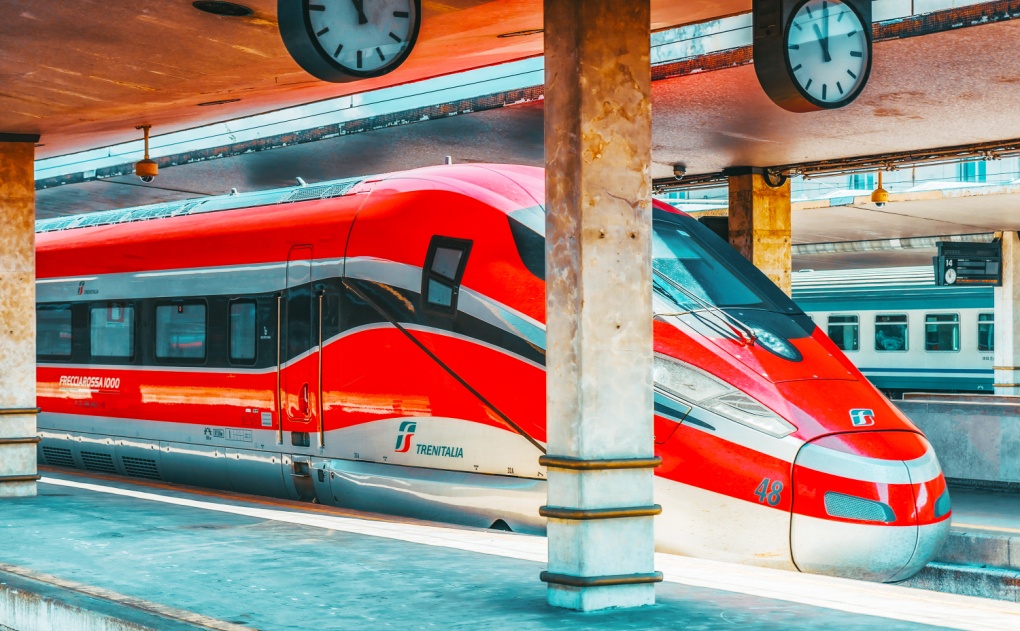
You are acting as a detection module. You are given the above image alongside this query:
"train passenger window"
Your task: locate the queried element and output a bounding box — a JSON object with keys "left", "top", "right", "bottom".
{"left": 423, "top": 237, "right": 472, "bottom": 314}
{"left": 90, "top": 302, "right": 135, "bottom": 360}
{"left": 827, "top": 315, "right": 859, "bottom": 351}
{"left": 875, "top": 314, "right": 907, "bottom": 352}
{"left": 37, "top": 304, "right": 72, "bottom": 359}
{"left": 925, "top": 314, "right": 959, "bottom": 352}
{"left": 229, "top": 300, "right": 257, "bottom": 363}
{"left": 155, "top": 303, "right": 206, "bottom": 361}
{"left": 978, "top": 313, "right": 994, "bottom": 352}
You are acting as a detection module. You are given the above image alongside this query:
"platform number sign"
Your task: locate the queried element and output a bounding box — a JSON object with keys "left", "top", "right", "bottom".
{"left": 755, "top": 478, "right": 784, "bottom": 506}
{"left": 934, "top": 240, "right": 1003, "bottom": 286}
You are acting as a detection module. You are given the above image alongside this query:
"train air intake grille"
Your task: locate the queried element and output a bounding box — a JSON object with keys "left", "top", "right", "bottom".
{"left": 80, "top": 451, "right": 117, "bottom": 474}
{"left": 122, "top": 456, "right": 161, "bottom": 480}
{"left": 824, "top": 492, "right": 895, "bottom": 523}
{"left": 41, "top": 446, "right": 75, "bottom": 468}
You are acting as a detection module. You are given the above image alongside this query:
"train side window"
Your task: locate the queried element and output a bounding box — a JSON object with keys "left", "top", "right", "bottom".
{"left": 978, "top": 313, "right": 994, "bottom": 352}
{"left": 90, "top": 302, "right": 135, "bottom": 360}
{"left": 155, "top": 302, "right": 207, "bottom": 361}
{"left": 229, "top": 300, "right": 257, "bottom": 363}
{"left": 875, "top": 314, "right": 908, "bottom": 352}
{"left": 37, "top": 304, "right": 72, "bottom": 360}
{"left": 422, "top": 237, "right": 472, "bottom": 315}
{"left": 924, "top": 313, "right": 959, "bottom": 352}
{"left": 827, "top": 314, "right": 859, "bottom": 351}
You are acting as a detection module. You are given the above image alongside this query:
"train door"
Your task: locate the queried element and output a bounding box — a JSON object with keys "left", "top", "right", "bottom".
{"left": 281, "top": 246, "right": 320, "bottom": 444}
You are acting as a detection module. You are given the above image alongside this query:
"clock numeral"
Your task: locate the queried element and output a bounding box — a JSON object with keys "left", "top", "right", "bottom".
{"left": 334, "top": 43, "right": 344, "bottom": 59}
{"left": 822, "top": 83, "right": 827, "bottom": 100}
{"left": 393, "top": 10, "right": 410, "bottom": 18}
{"left": 791, "top": 64, "right": 802, "bottom": 72}
{"left": 389, "top": 32, "right": 402, "bottom": 43}
{"left": 836, "top": 81, "right": 844, "bottom": 95}
{"left": 316, "top": 27, "right": 330, "bottom": 37}
{"left": 793, "top": 21, "right": 803, "bottom": 31}
{"left": 376, "top": 47, "right": 386, "bottom": 61}
{"left": 837, "top": 9, "right": 845, "bottom": 22}
{"left": 309, "top": 4, "right": 325, "bottom": 10}
{"left": 805, "top": 78, "right": 813, "bottom": 90}
{"left": 847, "top": 69, "right": 857, "bottom": 79}
{"left": 357, "top": 50, "right": 363, "bottom": 68}
{"left": 850, "top": 51, "right": 863, "bottom": 57}
{"left": 847, "top": 30, "right": 857, "bottom": 37}
{"left": 788, "top": 44, "right": 800, "bottom": 50}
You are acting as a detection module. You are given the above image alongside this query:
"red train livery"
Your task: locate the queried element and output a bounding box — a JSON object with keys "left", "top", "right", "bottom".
{"left": 35, "top": 164, "right": 950, "bottom": 581}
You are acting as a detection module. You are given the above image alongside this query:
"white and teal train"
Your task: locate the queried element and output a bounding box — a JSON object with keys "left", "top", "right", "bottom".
{"left": 792, "top": 266, "right": 994, "bottom": 396}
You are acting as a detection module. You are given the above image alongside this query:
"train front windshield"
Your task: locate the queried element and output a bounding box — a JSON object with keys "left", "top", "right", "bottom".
{"left": 507, "top": 204, "right": 802, "bottom": 317}
{"left": 652, "top": 208, "right": 801, "bottom": 316}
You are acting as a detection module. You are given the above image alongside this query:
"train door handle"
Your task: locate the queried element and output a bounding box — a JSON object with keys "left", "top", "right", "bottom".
{"left": 300, "top": 383, "right": 309, "bottom": 416}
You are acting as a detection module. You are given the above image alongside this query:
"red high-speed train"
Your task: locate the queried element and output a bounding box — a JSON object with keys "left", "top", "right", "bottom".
{"left": 35, "top": 164, "right": 950, "bottom": 582}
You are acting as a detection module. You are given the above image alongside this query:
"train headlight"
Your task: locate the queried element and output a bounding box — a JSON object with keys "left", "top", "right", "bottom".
{"left": 653, "top": 354, "right": 796, "bottom": 438}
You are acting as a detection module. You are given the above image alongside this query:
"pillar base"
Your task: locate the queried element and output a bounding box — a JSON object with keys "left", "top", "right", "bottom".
{"left": 548, "top": 584, "right": 656, "bottom": 612}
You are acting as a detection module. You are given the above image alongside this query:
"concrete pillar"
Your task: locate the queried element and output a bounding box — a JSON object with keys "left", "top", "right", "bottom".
{"left": 994, "top": 231, "right": 1020, "bottom": 395}
{"left": 727, "top": 169, "right": 792, "bottom": 295}
{"left": 0, "top": 134, "right": 40, "bottom": 498}
{"left": 542, "top": 0, "right": 659, "bottom": 612}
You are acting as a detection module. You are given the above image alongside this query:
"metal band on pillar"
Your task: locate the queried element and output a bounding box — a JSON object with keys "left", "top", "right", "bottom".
{"left": 539, "top": 455, "right": 662, "bottom": 471}
{"left": 0, "top": 437, "right": 41, "bottom": 446}
{"left": 0, "top": 407, "right": 41, "bottom": 415}
{"left": 0, "top": 475, "right": 41, "bottom": 484}
{"left": 540, "top": 571, "right": 664, "bottom": 587}
{"left": 540, "top": 505, "right": 662, "bottom": 520}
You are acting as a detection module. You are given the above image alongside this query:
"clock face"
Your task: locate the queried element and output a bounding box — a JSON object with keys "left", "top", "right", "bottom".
{"left": 945, "top": 267, "right": 957, "bottom": 285}
{"left": 307, "top": 0, "right": 417, "bottom": 74}
{"left": 785, "top": 0, "right": 869, "bottom": 106}
{"left": 278, "top": 0, "right": 421, "bottom": 82}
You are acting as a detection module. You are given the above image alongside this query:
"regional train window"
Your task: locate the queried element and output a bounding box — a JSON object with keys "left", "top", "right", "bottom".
{"left": 925, "top": 313, "right": 959, "bottom": 352}
{"left": 229, "top": 300, "right": 257, "bottom": 363}
{"left": 155, "top": 302, "right": 207, "bottom": 361}
{"left": 827, "top": 314, "right": 859, "bottom": 351}
{"left": 875, "top": 314, "right": 908, "bottom": 352}
{"left": 37, "top": 304, "right": 72, "bottom": 359}
{"left": 978, "top": 313, "right": 994, "bottom": 352}
{"left": 422, "top": 237, "right": 472, "bottom": 314}
{"left": 90, "top": 302, "right": 135, "bottom": 360}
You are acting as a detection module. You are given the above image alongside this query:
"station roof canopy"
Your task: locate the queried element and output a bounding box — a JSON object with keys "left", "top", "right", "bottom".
{"left": 7, "top": 0, "right": 1020, "bottom": 270}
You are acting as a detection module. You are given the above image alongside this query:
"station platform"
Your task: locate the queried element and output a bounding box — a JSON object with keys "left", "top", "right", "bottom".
{"left": 1, "top": 472, "right": 1018, "bottom": 631}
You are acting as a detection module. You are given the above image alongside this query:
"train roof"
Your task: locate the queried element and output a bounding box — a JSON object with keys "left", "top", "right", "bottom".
{"left": 792, "top": 266, "right": 992, "bottom": 311}
{"left": 35, "top": 174, "right": 370, "bottom": 234}
{"left": 35, "top": 163, "right": 547, "bottom": 235}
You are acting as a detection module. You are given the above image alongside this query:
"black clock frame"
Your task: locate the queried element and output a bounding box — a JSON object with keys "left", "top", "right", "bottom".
{"left": 278, "top": 0, "right": 422, "bottom": 83}
{"left": 752, "top": 0, "right": 872, "bottom": 112}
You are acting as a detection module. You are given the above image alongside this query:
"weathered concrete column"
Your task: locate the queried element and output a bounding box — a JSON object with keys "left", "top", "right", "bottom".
{"left": 0, "top": 134, "right": 39, "bottom": 498}
{"left": 543, "top": 0, "right": 658, "bottom": 612}
{"left": 994, "top": 231, "right": 1020, "bottom": 395}
{"left": 727, "top": 170, "right": 792, "bottom": 295}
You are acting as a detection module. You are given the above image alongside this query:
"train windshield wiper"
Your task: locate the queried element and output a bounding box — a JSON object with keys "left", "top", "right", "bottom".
{"left": 652, "top": 268, "right": 757, "bottom": 346}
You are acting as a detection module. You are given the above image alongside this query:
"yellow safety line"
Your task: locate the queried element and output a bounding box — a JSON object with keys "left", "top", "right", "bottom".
{"left": 953, "top": 522, "right": 1020, "bottom": 535}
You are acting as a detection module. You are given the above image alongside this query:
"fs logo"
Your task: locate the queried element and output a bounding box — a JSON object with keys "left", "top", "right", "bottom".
{"left": 77, "top": 281, "right": 85, "bottom": 296}
{"left": 849, "top": 408, "right": 875, "bottom": 427}
{"left": 394, "top": 421, "right": 417, "bottom": 453}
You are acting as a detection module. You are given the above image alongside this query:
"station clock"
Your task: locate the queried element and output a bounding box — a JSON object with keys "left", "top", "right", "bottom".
{"left": 278, "top": 0, "right": 422, "bottom": 83}
{"left": 752, "top": 0, "right": 872, "bottom": 112}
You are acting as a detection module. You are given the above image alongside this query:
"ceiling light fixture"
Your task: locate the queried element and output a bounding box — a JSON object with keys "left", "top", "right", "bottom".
{"left": 192, "top": 1, "right": 254, "bottom": 17}
{"left": 497, "top": 29, "right": 543, "bottom": 38}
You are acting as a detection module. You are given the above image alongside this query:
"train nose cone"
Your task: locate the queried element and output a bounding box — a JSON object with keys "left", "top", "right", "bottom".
{"left": 791, "top": 431, "right": 951, "bottom": 582}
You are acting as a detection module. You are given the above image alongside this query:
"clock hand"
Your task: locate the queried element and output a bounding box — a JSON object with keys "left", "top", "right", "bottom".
{"left": 812, "top": 23, "right": 831, "bottom": 63}
{"left": 351, "top": 0, "right": 368, "bottom": 25}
